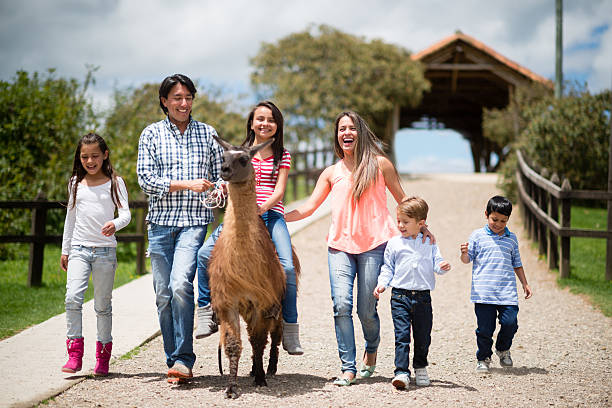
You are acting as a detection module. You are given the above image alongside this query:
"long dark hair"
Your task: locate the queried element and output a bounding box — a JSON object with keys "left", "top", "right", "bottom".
{"left": 333, "top": 111, "right": 389, "bottom": 201}
{"left": 68, "top": 133, "right": 122, "bottom": 209}
{"left": 243, "top": 101, "right": 285, "bottom": 168}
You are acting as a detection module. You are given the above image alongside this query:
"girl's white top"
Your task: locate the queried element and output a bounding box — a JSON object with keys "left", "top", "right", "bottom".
{"left": 61, "top": 177, "right": 131, "bottom": 255}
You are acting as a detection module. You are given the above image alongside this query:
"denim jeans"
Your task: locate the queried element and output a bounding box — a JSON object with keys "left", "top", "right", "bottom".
{"left": 474, "top": 303, "right": 519, "bottom": 361}
{"left": 196, "top": 224, "right": 222, "bottom": 307}
{"left": 65, "top": 245, "right": 116, "bottom": 343}
{"left": 197, "top": 211, "right": 298, "bottom": 323}
{"left": 390, "top": 288, "right": 432, "bottom": 376}
{"left": 148, "top": 223, "right": 205, "bottom": 369}
{"left": 328, "top": 243, "right": 386, "bottom": 374}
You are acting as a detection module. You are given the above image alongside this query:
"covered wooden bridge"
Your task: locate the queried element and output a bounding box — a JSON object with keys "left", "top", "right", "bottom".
{"left": 397, "top": 31, "right": 551, "bottom": 172}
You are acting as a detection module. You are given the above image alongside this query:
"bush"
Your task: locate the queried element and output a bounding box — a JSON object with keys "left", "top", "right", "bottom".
{"left": 519, "top": 87, "right": 610, "bottom": 191}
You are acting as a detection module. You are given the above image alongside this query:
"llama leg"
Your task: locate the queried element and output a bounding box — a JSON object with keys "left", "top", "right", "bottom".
{"left": 267, "top": 318, "right": 282, "bottom": 376}
{"left": 222, "top": 316, "right": 242, "bottom": 399}
{"left": 247, "top": 322, "right": 269, "bottom": 387}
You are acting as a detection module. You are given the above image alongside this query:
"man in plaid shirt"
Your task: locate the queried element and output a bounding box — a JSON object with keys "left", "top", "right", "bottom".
{"left": 137, "top": 74, "right": 223, "bottom": 381}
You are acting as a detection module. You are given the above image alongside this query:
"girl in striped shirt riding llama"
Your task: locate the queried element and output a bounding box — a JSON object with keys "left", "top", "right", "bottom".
{"left": 195, "top": 101, "right": 302, "bottom": 355}
{"left": 460, "top": 195, "right": 532, "bottom": 374}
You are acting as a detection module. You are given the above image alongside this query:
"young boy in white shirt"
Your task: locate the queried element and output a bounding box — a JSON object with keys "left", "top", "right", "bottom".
{"left": 374, "top": 197, "right": 451, "bottom": 390}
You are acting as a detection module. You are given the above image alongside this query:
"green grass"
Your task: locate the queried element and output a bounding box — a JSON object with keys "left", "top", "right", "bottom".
{"left": 557, "top": 205, "right": 612, "bottom": 316}
{"left": 0, "top": 244, "right": 147, "bottom": 340}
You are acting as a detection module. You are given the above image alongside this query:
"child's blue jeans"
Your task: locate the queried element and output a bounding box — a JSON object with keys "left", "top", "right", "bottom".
{"left": 390, "top": 288, "right": 432, "bottom": 376}
{"left": 65, "top": 245, "right": 116, "bottom": 344}
{"left": 474, "top": 303, "right": 519, "bottom": 361}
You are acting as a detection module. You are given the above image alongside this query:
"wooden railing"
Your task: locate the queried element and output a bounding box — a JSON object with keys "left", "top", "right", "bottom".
{"left": 0, "top": 194, "right": 148, "bottom": 287}
{"left": 287, "top": 148, "right": 336, "bottom": 201}
{"left": 0, "top": 148, "right": 335, "bottom": 287}
{"left": 515, "top": 150, "right": 612, "bottom": 280}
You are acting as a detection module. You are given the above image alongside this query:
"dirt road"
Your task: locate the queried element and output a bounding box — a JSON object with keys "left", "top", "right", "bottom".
{"left": 45, "top": 174, "right": 611, "bottom": 407}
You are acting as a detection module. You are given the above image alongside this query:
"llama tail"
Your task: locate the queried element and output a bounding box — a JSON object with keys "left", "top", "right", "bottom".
{"left": 218, "top": 342, "right": 223, "bottom": 376}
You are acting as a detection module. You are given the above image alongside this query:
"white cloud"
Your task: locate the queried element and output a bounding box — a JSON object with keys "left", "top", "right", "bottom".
{"left": 0, "top": 0, "right": 610, "bottom": 108}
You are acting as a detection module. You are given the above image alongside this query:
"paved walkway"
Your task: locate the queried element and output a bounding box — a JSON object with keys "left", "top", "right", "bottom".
{"left": 0, "top": 197, "right": 331, "bottom": 408}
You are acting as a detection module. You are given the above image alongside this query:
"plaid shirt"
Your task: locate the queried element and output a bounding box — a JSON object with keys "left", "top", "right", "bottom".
{"left": 137, "top": 117, "right": 223, "bottom": 227}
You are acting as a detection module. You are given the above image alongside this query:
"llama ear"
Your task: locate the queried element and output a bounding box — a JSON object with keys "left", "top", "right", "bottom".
{"left": 213, "top": 134, "right": 233, "bottom": 151}
{"left": 249, "top": 138, "right": 274, "bottom": 157}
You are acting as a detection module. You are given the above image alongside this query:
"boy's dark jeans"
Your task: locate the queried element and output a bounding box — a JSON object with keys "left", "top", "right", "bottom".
{"left": 474, "top": 303, "right": 519, "bottom": 361}
{"left": 390, "top": 288, "right": 432, "bottom": 376}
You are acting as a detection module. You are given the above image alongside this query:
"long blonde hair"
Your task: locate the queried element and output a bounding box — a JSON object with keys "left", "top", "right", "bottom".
{"left": 333, "top": 111, "right": 388, "bottom": 201}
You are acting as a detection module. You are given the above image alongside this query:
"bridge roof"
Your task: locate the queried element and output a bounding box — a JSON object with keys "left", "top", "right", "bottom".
{"left": 412, "top": 31, "right": 551, "bottom": 85}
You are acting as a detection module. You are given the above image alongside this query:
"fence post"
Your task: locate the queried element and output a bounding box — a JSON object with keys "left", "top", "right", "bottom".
{"left": 135, "top": 206, "right": 147, "bottom": 275}
{"left": 548, "top": 173, "right": 560, "bottom": 270}
{"left": 559, "top": 178, "right": 572, "bottom": 278}
{"left": 538, "top": 169, "right": 549, "bottom": 256}
{"left": 28, "top": 192, "right": 47, "bottom": 287}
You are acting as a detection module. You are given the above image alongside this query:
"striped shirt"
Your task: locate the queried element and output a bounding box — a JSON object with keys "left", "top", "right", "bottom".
{"left": 467, "top": 225, "right": 523, "bottom": 305}
{"left": 252, "top": 149, "right": 291, "bottom": 215}
{"left": 137, "top": 117, "right": 223, "bottom": 227}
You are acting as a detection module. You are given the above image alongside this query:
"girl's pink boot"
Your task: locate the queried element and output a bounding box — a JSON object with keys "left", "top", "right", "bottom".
{"left": 61, "top": 337, "right": 84, "bottom": 373}
{"left": 94, "top": 341, "right": 112, "bottom": 376}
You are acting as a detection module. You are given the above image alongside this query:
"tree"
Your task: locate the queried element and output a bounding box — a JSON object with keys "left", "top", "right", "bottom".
{"left": 0, "top": 69, "right": 99, "bottom": 257}
{"left": 520, "top": 87, "right": 610, "bottom": 191}
{"left": 482, "top": 82, "right": 552, "bottom": 170}
{"left": 104, "top": 83, "right": 244, "bottom": 199}
{"left": 250, "top": 24, "right": 429, "bottom": 163}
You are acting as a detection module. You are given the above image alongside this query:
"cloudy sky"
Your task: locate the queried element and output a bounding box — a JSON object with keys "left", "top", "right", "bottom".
{"left": 1, "top": 0, "right": 610, "bottom": 171}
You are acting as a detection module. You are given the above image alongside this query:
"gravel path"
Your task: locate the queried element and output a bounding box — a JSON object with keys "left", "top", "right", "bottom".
{"left": 45, "top": 174, "right": 611, "bottom": 407}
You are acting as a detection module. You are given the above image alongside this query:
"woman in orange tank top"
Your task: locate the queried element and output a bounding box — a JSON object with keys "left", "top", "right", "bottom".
{"left": 286, "top": 111, "right": 432, "bottom": 386}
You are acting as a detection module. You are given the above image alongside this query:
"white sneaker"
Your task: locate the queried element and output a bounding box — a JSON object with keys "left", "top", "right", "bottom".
{"left": 496, "top": 349, "right": 513, "bottom": 367}
{"left": 476, "top": 358, "right": 491, "bottom": 373}
{"left": 392, "top": 373, "right": 409, "bottom": 389}
{"left": 414, "top": 367, "right": 430, "bottom": 386}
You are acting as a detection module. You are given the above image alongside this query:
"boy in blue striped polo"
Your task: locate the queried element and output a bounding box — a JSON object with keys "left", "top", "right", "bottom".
{"left": 460, "top": 196, "right": 532, "bottom": 374}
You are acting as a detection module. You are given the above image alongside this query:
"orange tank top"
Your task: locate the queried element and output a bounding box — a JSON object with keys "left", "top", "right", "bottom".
{"left": 327, "top": 161, "right": 399, "bottom": 254}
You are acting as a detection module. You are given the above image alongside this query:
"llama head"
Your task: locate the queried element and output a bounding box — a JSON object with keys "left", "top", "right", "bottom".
{"left": 213, "top": 135, "right": 275, "bottom": 183}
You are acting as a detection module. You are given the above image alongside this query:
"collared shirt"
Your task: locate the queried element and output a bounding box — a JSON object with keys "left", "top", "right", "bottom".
{"left": 378, "top": 233, "right": 447, "bottom": 291}
{"left": 467, "top": 225, "right": 523, "bottom": 305}
{"left": 137, "top": 117, "right": 223, "bottom": 227}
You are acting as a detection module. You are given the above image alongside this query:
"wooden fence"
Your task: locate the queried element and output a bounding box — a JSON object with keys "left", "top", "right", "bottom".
{"left": 0, "top": 148, "right": 335, "bottom": 287}
{"left": 515, "top": 150, "right": 612, "bottom": 280}
{"left": 0, "top": 194, "right": 148, "bottom": 287}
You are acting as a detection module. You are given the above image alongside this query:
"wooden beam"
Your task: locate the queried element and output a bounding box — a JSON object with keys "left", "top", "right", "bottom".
{"left": 428, "top": 63, "right": 494, "bottom": 71}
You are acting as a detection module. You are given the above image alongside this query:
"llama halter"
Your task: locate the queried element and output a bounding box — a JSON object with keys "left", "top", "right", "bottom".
{"left": 201, "top": 180, "right": 227, "bottom": 209}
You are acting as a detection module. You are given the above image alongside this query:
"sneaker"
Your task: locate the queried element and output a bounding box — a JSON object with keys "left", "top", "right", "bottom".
{"left": 496, "top": 349, "right": 513, "bottom": 367}
{"left": 194, "top": 304, "right": 218, "bottom": 339}
{"left": 414, "top": 367, "right": 430, "bottom": 386}
{"left": 168, "top": 362, "right": 193, "bottom": 378}
{"left": 392, "top": 373, "right": 409, "bottom": 389}
{"left": 476, "top": 358, "right": 491, "bottom": 373}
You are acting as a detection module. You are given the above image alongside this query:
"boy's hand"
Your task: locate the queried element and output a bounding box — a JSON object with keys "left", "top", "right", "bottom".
{"left": 440, "top": 261, "right": 451, "bottom": 271}
{"left": 60, "top": 254, "right": 68, "bottom": 272}
{"left": 523, "top": 284, "right": 533, "bottom": 299}
{"left": 460, "top": 242, "right": 469, "bottom": 254}
{"left": 373, "top": 285, "right": 386, "bottom": 299}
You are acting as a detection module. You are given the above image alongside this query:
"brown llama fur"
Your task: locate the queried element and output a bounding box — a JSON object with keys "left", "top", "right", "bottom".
{"left": 208, "top": 136, "right": 300, "bottom": 399}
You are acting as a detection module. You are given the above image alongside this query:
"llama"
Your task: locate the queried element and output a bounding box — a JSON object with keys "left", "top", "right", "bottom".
{"left": 208, "top": 135, "right": 300, "bottom": 399}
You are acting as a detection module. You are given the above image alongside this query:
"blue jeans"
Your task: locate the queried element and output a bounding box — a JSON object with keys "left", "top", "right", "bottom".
{"left": 390, "top": 288, "right": 432, "bottom": 376}
{"left": 65, "top": 245, "right": 116, "bottom": 343}
{"left": 474, "top": 303, "right": 519, "bottom": 361}
{"left": 327, "top": 243, "right": 385, "bottom": 375}
{"left": 197, "top": 211, "right": 298, "bottom": 323}
{"left": 148, "top": 223, "right": 205, "bottom": 369}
